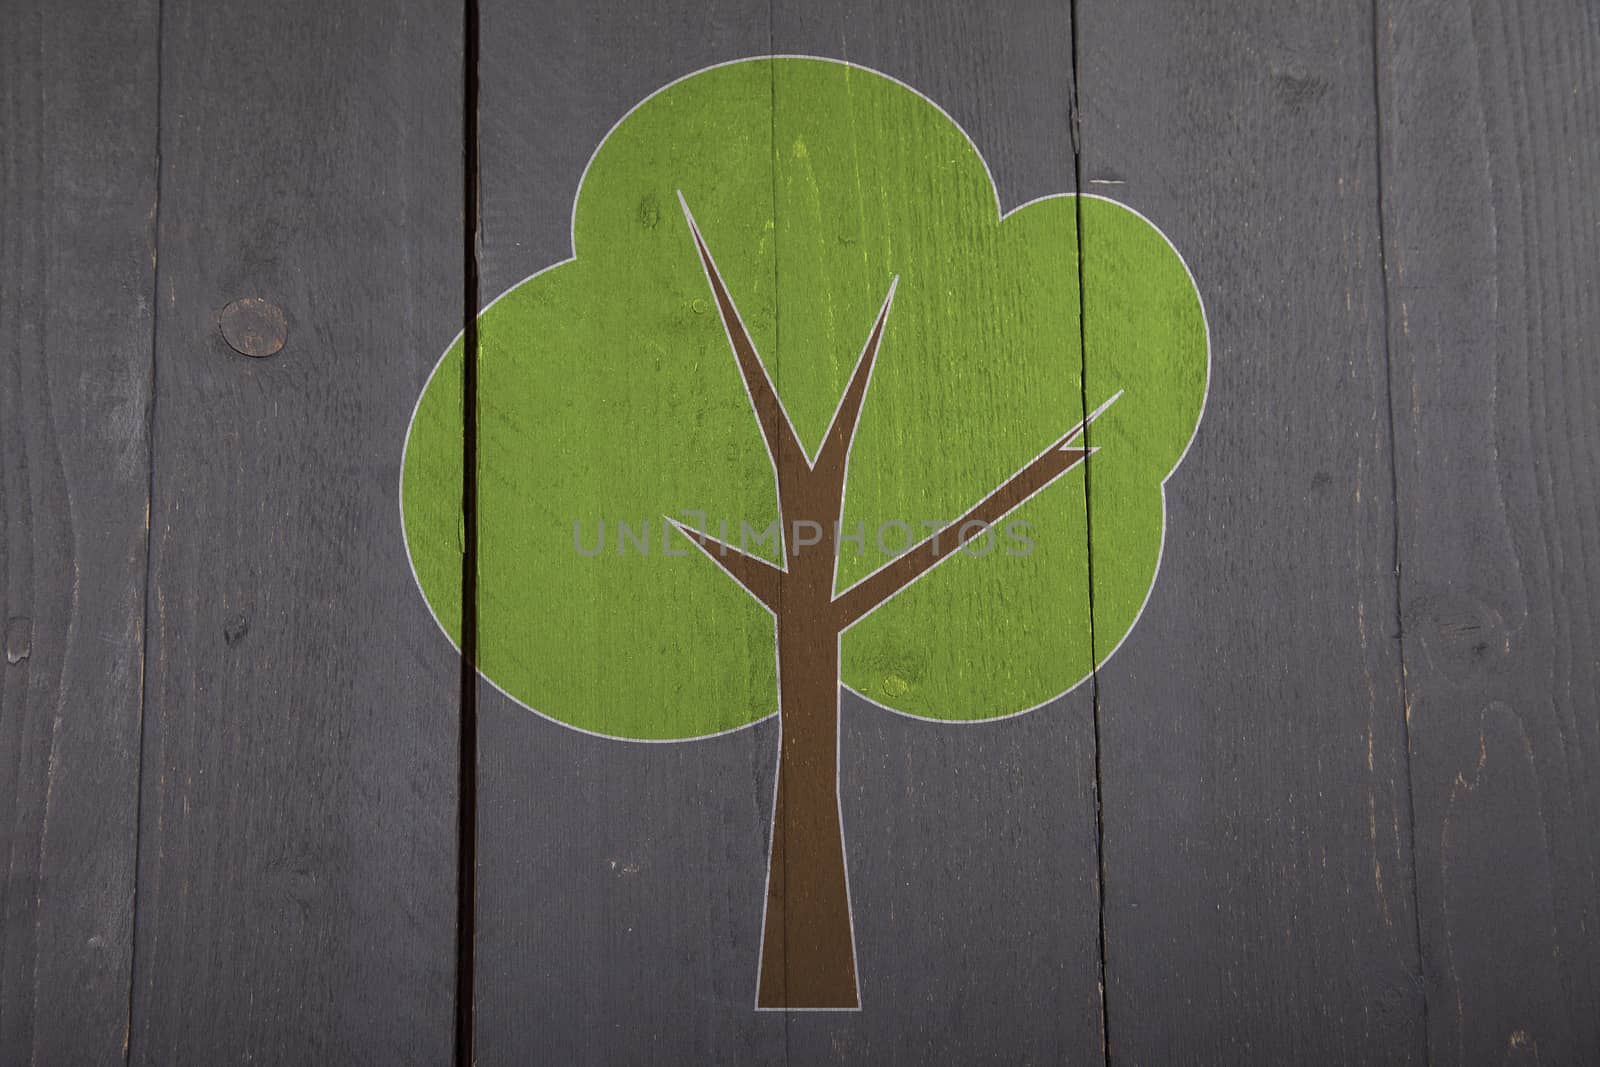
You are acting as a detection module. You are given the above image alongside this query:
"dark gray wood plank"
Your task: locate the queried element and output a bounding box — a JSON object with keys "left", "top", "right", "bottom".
{"left": 474, "top": 8, "right": 781, "bottom": 1064}
{"left": 770, "top": 6, "right": 1102, "bottom": 1065}
{"left": 474, "top": 2, "right": 1100, "bottom": 1063}
{"left": 1076, "top": 2, "right": 1427, "bottom": 1062}
{"left": 0, "top": 2, "right": 159, "bottom": 1062}
{"left": 126, "top": 0, "right": 463, "bottom": 1061}
{"left": 1377, "top": 2, "right": 1600, "bottom": 1061}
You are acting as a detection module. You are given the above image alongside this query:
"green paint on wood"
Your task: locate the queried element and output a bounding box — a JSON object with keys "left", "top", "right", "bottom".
{"left": 401, "top": 57, "right": 1206, "bottom": 741}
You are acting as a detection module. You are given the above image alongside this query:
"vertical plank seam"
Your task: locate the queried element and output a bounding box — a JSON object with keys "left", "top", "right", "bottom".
{"left": 123, "top": 0, "right": 167, "bottom": 1057}
{"left": 764, "top": 27, "right": 792, "bottom": 1062}
{"left": 1067, "top": 2, "right": 1114, "bottom": 1063}
{"left": 456, "top": 0, "right": 481, "bottom": 1058}
{"left": 1368, "top": 2, "right": 1433, "bottom": 1062}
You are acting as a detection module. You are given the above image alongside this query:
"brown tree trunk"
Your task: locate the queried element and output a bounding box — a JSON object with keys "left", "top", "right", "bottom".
{"left": 757, "top": 554, "right": 857, "bottom": 1009}
{"left": 676, "top": 204, "right": 1103, "bottom": 1011}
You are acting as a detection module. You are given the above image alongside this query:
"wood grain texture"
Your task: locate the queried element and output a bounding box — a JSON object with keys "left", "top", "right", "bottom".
{"left": 0, "top": 2, "right": 159, "bottom": 1061}
{"left": 770, "top": 7, "right": 1103, "bottom": 1063}
{"left": 125, "top": 0, "right": 464, "bottom": 1061}
{"left": 475, "top": 12, "right": 779, "bottom": 1063}
{"left": 474, "top": 1, "right": 1102, "bottom": 1062}
{"left": 1076, "top": 1, "right": 1427, "bottom": 1062}
{"left": 1377, "top": 2, "right": 1600, "bottom": 1061}
{"left": 10, "top": 2, "right": 1593, "bottom": 1061}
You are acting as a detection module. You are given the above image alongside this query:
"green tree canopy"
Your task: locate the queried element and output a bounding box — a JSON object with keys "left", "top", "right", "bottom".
{"left": 402, "top": 57, "right": 1206, "bottom": 741}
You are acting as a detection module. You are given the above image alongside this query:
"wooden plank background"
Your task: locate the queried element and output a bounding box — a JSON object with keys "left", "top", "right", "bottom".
{"left": 1, "top": 0, "right": 1596, "bottom": 1064}
{"left": 1, "top": 3, "right": 158, "bottom": 1062}
{"left": 1077, "top": 2, "right": 1425, "bottom": 1062}
{"left": 1380, "top": 2, "right": 1600, "bottom": 1061}
{"left": 119, "top": 0, "right": 466, "bottom": 1060}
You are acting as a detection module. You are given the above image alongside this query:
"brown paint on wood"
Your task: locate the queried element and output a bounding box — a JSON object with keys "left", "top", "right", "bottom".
{"left": 676, "top": 196, "right": 1102, "bottom": 1008}
{"left": 761, "top": 597, "right": 855, "bottom": 1008}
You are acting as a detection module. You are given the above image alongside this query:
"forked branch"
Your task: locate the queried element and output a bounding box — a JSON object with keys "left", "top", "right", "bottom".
{"left": 832, "top": 390, "right": 1123, "bottom": 629}
{"left": 811, "top": 277, "right": 900, "bottom": 481}
{"left": 678, "top": 192, "right": 806, "bottom": 470}
{"left": 670, "top": 197, "right": 1123, "bottom": 636}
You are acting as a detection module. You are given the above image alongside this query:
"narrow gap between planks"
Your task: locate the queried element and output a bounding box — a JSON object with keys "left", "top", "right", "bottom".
{"left": 1066, "top": 1, "right": 1115, "bottom": 1062}
{"left": 764, "top": 21, "right": 794, "bottom": 1063}
{"left": 1367, "top": 0, "right": 1433, "bottom": 1061}
{"left": 456, "top": 0, "right": 482, "bottom": 1059}
{"left": 125, "top": 0, "right": 170, "bottom": 1057}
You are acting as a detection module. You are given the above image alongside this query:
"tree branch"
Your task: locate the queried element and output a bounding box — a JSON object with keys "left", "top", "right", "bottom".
{"left": 832, "top": 390, "right": 1123, "bottom": 629}
{"left": 666, "top": 517, "right": 785, "bottom": 613}
{"left": 677, "top": 192, "right": 806, "bottom": 470}
{"left": 811, "top": 276, "right": 899, "bottom": 481}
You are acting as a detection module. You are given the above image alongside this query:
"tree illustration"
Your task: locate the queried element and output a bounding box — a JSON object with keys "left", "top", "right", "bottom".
{"left": 402, "top": 57, "right": 1207, "bottom": 1010}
